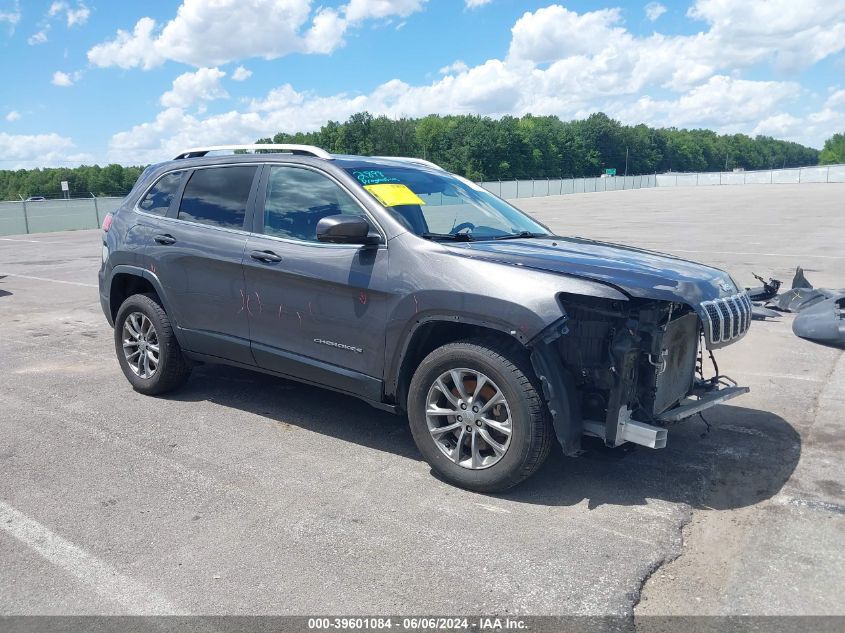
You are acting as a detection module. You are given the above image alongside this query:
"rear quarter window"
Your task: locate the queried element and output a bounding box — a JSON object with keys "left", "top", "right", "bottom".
{"left": 137, "top": 171, "right": 184, "bottom": 216}
{"left": 177, "top": 166, "right": 258, "bottom": 229}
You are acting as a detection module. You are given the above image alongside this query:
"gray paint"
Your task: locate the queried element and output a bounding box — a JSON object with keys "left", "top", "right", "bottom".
{"left": 99, "top": 152, "right": 748, "bottom": 409}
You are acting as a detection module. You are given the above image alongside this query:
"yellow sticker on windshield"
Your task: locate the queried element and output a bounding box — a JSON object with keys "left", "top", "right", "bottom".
{"left": 364, "top": 183, "right": 425, "bottom": 207}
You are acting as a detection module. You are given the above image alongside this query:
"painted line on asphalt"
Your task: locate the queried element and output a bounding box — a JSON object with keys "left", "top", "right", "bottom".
{"left": 0, "top": 237, "right": 48, "bottom": 243}
{"left": 0, "top": 272, "right": 97, "bottom": 288}
{"left": 0, "top": 500, "right": 180, "bottom": 614}
{"left": 666, "top": 249, "right": 844, "bottom": 260}
{"left": 743, "top": 371, "right": 824, "bottom": 383}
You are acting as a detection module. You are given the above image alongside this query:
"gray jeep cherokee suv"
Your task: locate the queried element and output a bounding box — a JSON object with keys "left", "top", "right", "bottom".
{"left": 99, "top": 144, "right": 751, "bottom": 491}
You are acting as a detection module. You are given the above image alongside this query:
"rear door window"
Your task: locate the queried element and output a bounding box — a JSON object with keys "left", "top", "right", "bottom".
{"left": 138, "top": 171, "right": 184, "bottom": 216}
{"left": 178, "top": 166, "right": 258, "bottom": 229}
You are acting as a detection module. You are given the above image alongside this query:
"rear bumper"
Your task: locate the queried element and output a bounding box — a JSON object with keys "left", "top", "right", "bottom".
{"left": 98, "top": 263, "right": 113, "bottom": 327}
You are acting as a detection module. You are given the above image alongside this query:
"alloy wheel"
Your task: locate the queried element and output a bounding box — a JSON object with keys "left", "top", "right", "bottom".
{"left": 425, "top": 368, "right": 513, "bottom": 469}
{"left": 122, "top": 312, "right": 159, "bottom": 379}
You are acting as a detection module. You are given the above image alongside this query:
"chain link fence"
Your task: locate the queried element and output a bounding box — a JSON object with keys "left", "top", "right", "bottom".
{"left": 1, "top": 164, "right": 843, "bottom": 236}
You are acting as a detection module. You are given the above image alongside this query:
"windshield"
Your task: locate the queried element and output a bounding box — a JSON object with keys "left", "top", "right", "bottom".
{"left": 346, "top": 166, "right": 550, "bottom": 240}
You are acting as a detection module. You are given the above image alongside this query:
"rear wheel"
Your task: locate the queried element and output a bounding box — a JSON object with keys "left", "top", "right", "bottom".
{"left": 407, "top": 339, "right": 553, "bottom": 492}
{"left": 114, "top": 293, "right": 191, "bottom": 395}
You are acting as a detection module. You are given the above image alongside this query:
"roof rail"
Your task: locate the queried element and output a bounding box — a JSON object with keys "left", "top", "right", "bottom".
{"left": 372, "top": 156, "right": 444, "bottom": 170}
{"left": 173, "top": 144, "right": 332, "bottom": 160}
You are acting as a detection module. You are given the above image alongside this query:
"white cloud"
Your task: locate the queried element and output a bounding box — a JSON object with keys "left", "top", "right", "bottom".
{"left": 48, "top": 1, "right": 89, "bottom": 27}
{"left": 508, "top": 6, "right": 626, "bottom": 64}
{"left": 687, "top": 0, "right": 845, "bottom": 71}
{"left": 104, "top": 1, "right": 845, "bottom": 163}
{"left": 438, "top": 60, "right": 468, "bottom": 75}
{"left": 303, "top": 6, "right": 347, "bottom": 55}
{"left": 0, "top": 132, "right": 92, "bottom": 169}
{"left": 465, "top": 0, "right": 492, "bottom": 8}
{"left": 88, "top": 0, "right": 428, "bottom": 70}
{"left": 754, "top": 89, "right": 845, "bottom": 148}
{"left": 160, "top": 67, "right": 228, "bottom": 108}
{"left": 344, "top": 0, "right": 426, "bottom": 22}
{"left": 645, "top": 2, "right": 666, "bottom": 22}
{"left": 5, "top": 110, "right": 21, "bottom": 121}
{"left": 0, "top": 0, "right": 21, "bottom": 32}
{"left": 51, "top": 70, "right": 81, "bottom": 86}
{"left": 87, "top": 17, "right": 161, "bottom": 70}
{"left": 231, "top": 66, "right": 252, "bottom": 81}
{"left": 28, "top": 29, "right": 48, "bottom": 44}
{"left": 824, "top": 88, "right": 845, "bottom": 110}
{"left": 614, "top": 75, "right": 801, "bottom": 131}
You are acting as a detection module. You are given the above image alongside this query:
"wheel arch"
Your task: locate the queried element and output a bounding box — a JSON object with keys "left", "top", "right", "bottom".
{"left": 107, "top": 266, "right": 180, "bottom": 338}
{"left": 389, "top": 316, "right": 528, "bottom": 412}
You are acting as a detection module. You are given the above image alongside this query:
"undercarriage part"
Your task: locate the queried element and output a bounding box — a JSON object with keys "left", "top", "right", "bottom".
{"left": 656, "top": 384, "right": 749, "bottom": 423}
{"left": 584, "top": 414, "right": 668, "bottom": 449}
{"left": 746, "top": 273, "right": 782, "bottom": 301}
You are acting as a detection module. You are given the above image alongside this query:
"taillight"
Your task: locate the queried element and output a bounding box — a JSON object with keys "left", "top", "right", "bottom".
{"left": 102, "top": 213, "right": 113, "bottom": 232}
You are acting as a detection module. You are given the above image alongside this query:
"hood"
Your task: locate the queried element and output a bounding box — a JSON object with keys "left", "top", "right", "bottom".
{"left": 444, "top": 236, "right": 739, "bottom": 306}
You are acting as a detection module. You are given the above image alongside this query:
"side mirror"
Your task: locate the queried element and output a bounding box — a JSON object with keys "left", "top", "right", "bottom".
{"left": 316, "top": 214, "right": 379, "bottom": 245}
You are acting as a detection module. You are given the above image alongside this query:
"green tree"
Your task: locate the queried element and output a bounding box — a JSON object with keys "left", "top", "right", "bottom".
{"left": 819, "top": 133, "right": 845, "bottom": 165}
{"left": 0, "top": 112, "right": 824, "bottom": 200}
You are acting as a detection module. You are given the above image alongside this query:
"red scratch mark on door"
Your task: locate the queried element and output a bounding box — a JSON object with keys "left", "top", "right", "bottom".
{"left": 359, "top": 291, "right": 368, "bottom": 305}
{"left": 148, "top": 263, "right": 156, "bottom": 274}
{"left": 237, "top": 289, "right": 246, "bottom": 314}
{"left": 246, "top": 294, "right": 253, "bottom": 316}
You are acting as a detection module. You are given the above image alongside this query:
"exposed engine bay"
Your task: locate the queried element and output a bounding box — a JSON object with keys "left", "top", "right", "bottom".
{"left": 531, "top": 295, "right": 749, "bottom": 455}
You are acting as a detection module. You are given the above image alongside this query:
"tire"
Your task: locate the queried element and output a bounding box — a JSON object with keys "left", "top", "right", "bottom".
{"left": 114, "top": 293, "right": 191, "bottom": 395}
{"left": 407, "top": 338, "right": 554, "bottom": 492}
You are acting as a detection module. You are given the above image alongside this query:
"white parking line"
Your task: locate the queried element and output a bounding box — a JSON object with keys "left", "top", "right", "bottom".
{"left": 0, "top": 237, "right": 46, "bottom": 243}
{"left": 666, "top": 248, "right": 844, "bottom": 260}
{"left": 0, "top": 500, "right": 180, "bottom": 614}
{"left": 0, "top": 272, "right": 97, "bottom": 288}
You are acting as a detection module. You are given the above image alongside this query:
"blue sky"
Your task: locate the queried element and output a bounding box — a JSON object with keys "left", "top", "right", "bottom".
{"left": 1, "top": 0, "right": 844, "bottom": 168}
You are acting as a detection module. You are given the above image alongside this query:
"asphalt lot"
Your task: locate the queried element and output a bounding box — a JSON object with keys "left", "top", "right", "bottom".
{"left": 0, "top": 183, "right": 843, "bottom": 617}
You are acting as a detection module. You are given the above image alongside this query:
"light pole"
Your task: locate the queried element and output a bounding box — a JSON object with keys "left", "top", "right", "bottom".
{"left": 624, "top": 145, "right": 629, "bottom": 177}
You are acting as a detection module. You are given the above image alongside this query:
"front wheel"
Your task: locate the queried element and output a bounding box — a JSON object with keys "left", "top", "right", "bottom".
{"left": 114, "top": 293, "right": 191, "bottom": 395}
{"left": 407, "top": 339, "right": 554, "bottom": 492}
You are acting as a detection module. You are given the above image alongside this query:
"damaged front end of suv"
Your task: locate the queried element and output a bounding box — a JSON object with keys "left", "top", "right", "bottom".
{"left": 530, "top": 289, "right": 751, "bottom": 456}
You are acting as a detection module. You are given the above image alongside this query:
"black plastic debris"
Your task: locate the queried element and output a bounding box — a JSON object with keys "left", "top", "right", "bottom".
{"left": 771, "top": 287, "right": 832, "bottom": 312}
{"left": 791, "top": 266, "right": 813, "bottom": 290}
{"left": 766, "top": 266, "right": 840, "bottom": 313}
{"left": 752, "top": 305, "right": 780, "bottom": 320}
{"left": 792, "top": 295, "right": 845, "bottom": 349}
{"left": 747, "top": 273, "right": 782, "bottom": 301}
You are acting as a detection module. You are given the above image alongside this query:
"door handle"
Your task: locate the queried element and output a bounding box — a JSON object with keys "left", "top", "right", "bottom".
{"left": 250, "top": 249, "right": 282, "bottom": 263}
{"left": 154, "top": 233, "right": 176, "bottom": 245}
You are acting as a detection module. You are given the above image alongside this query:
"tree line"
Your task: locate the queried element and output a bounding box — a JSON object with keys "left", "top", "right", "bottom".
{"left": 0, "top": 112, "right": 832, "bottom": 199}
{"left": 260, "top": 112, "right": 821, "bottom": 181}
{"left": 0, "top": 164, "right": 145, "bottom": 200}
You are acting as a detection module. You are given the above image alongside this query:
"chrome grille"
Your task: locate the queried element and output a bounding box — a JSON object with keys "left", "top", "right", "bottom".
{"left": 701, "top": 291, "right": 752, "bottom": 347}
